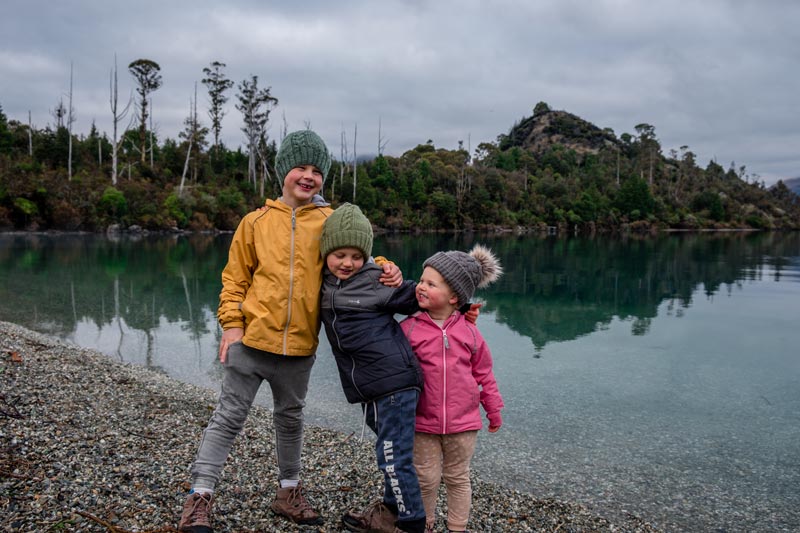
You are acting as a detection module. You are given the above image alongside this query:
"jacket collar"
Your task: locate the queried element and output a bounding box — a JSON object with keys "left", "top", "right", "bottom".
{"left": 410, "top": 310, "right": 461, "bottom": 328}
{"left": 268, "top": 193, "right": 331, "bottom": 212}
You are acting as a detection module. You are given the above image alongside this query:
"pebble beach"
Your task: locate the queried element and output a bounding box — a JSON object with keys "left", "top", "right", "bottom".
{"left": 0, "top": 320, "right": 660, "bottom": 532}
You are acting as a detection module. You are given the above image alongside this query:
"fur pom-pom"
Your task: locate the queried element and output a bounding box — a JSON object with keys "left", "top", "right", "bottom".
{"left": 469, "top": 244, "right": 503, "bottom": 288}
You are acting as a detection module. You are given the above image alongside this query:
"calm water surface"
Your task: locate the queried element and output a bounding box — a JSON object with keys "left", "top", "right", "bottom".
{"left": 1, "top": 231, "right": 798, "bottom": 532}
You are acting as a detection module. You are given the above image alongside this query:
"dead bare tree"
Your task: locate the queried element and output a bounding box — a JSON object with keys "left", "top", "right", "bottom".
{"left": 179, "top": 92, "right": 195, "bottom": 195}
{"left": 456, "top": 140, "right": 470, "bottom": 219}
{"left": 27, "top": 111, "right": 32, "bottom": 157}
{"left": 352, "top": 122, "right": 358, "bottom": 202}
{"left": 456, "top": 165, "right": 468, "bottom": 219}
{"left": 377, "top": 117, "right": 388, "bottom": 156}
{"left": 180, "top": 82, "right": 208, "bottom": 195}
{"left": 235, "top": 75, "right": 278, "bottom": 187}
{"left": 336, "top": 125, "right": 349, "bottom": 202}
{"left": 255, "top": 131, "right": 275, "bottom": 197}
{"left": 67, "top": 61, "right": 75, "bottom": 180}
{"left": 51, "top": 98, "right": 66, "bottom": 129}
{"left": 149, "top": 98, "right": 155, "bottom": 167}
{"left": 109, "top": 54, "right": 133, "bottom": 185}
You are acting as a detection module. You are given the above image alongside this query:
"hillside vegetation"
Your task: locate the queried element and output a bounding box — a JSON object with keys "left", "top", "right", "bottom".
{"left": 1, "top": 101, "right": 798, "bottom": 233}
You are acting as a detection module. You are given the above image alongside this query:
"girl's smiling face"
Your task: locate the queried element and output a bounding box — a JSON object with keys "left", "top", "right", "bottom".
{"left": 416, "top": 266, "right": 458, "bottom": 319}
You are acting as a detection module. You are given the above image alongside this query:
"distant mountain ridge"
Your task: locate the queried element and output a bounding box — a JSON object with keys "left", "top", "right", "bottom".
{"left": 500, "top": 106, "right": 618, "bottom": 155}
{"left": 782, "top": 177, "right": 800, "bottom": 196}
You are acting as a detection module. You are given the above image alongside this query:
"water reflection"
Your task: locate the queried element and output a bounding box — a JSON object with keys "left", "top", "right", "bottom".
{"left": 0, "top": 233, "right": 229, "bottom": 378}
{"left": 2, "top": 231, "right": 799, "bottom": 532}
{"left": 1, "top": 231, "right": 798, "bottom": 355}
{"left": 378, "top": 231, "right": 800, "bottom": 352}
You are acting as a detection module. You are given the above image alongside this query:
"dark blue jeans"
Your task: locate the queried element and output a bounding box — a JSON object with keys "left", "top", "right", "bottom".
{"left": 364, "top": 389, "right": 426, "bottom": 525}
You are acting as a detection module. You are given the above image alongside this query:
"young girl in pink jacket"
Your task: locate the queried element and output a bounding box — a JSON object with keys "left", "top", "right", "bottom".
{"left": 400, "top": 244, "right": 504, "bottom": 533}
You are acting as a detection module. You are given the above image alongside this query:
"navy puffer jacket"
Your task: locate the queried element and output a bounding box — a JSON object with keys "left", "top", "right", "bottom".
{"left": 320, "top": 262, "right": 423, "bottom": 403}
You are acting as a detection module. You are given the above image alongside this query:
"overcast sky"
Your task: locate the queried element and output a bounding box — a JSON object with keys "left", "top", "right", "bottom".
{"left": 2, "top": 0, "right": 798, "bottom": 185}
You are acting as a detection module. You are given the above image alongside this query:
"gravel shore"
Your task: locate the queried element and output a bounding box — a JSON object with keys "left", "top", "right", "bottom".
{"left": 1, "top": 321, "right": 660, "bottom": 532}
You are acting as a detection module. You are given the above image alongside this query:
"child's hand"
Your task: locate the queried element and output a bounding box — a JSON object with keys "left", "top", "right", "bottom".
{"left": 464, "top": 302, "right": 482, "bottom": 324}
{"left": 487, "top": 411, "right": 502, "bottom": 432}
{"left": 379, "top": 262, "right": 403, "bottom": 287}
{"left": 219, "top": 327, "right": 244, "bottom": 363}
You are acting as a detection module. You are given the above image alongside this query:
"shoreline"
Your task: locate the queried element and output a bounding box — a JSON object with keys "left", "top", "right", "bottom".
{"left": 1, "top": 320, "right": 659, "bottom": 532}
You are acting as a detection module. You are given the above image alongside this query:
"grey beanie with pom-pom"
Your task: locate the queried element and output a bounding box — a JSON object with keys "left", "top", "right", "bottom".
{"left": 423, "top": 244, "right": 503, "bottom": 306}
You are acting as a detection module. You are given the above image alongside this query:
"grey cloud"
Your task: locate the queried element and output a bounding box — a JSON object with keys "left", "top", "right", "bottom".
{"left": 1, "top": 0, "right": 798, "bottom": 184}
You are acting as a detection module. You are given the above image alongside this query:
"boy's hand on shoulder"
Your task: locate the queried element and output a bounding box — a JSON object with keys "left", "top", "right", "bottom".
{"left": 379, "top": 261, "right": 403, "bottom": 287}
{"left": 464, "top": 302, "right": 482, "bottom": 324}
{"left": 487, "top": 411, "right": 502, "bottom": 433}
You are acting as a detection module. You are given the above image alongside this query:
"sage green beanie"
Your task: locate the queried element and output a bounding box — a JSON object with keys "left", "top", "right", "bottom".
{"left": 320, "top": 203, "right": 374, "bottom": 259}
{"left": 275, "top": 129, "right": 332, "bottom": 183}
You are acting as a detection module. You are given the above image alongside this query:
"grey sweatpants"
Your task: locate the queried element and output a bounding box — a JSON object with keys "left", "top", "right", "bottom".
{"left": 190, "top": 341, "right": 316, "bottom": 489}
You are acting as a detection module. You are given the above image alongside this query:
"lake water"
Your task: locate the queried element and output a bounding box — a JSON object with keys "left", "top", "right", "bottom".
{"left": 1, "top": 231, "right": 798, "bottom": 532}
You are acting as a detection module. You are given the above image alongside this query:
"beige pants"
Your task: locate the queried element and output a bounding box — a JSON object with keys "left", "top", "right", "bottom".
{"left": 413, "top": 431, "right": 478, "bottom": 531}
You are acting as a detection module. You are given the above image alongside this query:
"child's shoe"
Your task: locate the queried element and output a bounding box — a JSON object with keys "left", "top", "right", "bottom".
{"left": 270, "top": 481, "right": 324, "bottom": 525}
{"left": 342, "top": 499, "right": 402, "bottom": 532}
{"left": 178, "top": 491, "right": 214, "bottom": 533}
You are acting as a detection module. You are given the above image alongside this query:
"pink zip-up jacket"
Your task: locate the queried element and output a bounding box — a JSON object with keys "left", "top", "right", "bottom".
{"left": 401, "top": 311, "right": 504, "bottom": 434}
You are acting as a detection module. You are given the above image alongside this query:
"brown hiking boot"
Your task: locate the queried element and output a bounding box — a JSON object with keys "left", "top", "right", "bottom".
{"left": 270, "top": 481, "right": 323, "bottom": 525}
{"left": 342, "top": 500, "right": 402, "bottom": 532}
{"left": 178, "top": 491, "right": 214, "bottom": 533}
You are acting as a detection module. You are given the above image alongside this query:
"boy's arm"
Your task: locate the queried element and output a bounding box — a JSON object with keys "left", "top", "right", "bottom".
{"left": 217, "top": 216, "right": 257, "bottom": 360}
{"left": 380, "top": 280, "right": 420, "bottom": 316}
{"left": 374, "top": 256, "right": 403, "bottom": 287}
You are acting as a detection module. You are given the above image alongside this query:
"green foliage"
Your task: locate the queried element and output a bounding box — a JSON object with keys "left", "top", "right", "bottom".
{"left": 430, "top": 189, "right": 457, "bottom": 228}
{"left": 0, "top": 104, "right": 12, "bottom": 153}
{"left": 691, "top": 191, "right": 725, "bottom": 221}
{"left": 164, "top": 193, "right": 190, "bottom": 227}
{"left": 533, "top": 101, "right": 551, "bottom": 116}
{"left": 100, "top": 186, "right": 128, "bottom": 220}
{"left": 14, "top": 197, "right": 37, "bottom": 216}
{"left": 575, "top": 189, "right": 605, "bottom": 222}
{"left": 745, "top": 214, "right": 768, "bottom": 229}
{"left": 616, "top": 177, "right": 655, "bottom": 218}
{"left": 0, "top": 99, "right": 797, "bottom": 233}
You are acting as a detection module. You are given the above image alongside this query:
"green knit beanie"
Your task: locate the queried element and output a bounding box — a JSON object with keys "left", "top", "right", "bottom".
{"left": 320, "top": 203, "right": 374, "bottom": 259}
{"left": 275, "top": 130, "right": 332, "bottom": 183}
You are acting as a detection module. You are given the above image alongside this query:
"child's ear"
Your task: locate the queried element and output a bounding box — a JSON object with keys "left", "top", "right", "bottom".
{"left": 449, "top": 293, "right": 459, "bottom": 305}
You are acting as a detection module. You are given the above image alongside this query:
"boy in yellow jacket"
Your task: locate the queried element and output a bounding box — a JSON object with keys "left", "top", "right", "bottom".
{"left": 179, "top": 130, "right": 401, "bottom": 532}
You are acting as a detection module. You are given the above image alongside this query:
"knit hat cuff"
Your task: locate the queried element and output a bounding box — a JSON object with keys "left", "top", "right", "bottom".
{"left": 320, "top": 230, "right": 373, "bottom": 259}
{"left": 424, "top": 252, "right": 476, "bottom": 306}
{"left": 276, "top": 130, "right": 332, "bottom": 183}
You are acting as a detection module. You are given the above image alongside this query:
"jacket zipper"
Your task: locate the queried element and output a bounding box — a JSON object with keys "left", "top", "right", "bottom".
{"left": 283, "top": 209, "right": 297, "bottom": 354}
{"left": 441, "top": 326, "right": 449, "bottom": 434}
{"left": 332, "top": 277, "right": 365, "bottom": 400}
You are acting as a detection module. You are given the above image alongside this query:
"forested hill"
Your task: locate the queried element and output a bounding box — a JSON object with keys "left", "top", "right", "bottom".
{"left": 1, "top": 100, "right": 798, "bottom": 233}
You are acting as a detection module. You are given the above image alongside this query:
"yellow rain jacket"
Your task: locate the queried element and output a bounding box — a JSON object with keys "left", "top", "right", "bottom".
{"left": 217, "top": 197, "right": 333, "bottom": 356}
